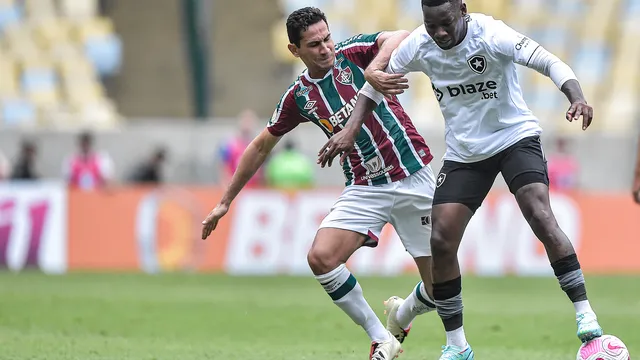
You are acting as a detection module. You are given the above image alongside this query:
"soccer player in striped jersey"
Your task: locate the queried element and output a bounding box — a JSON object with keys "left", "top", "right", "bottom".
{"left": 202, "top": 7, "right": 437, "bottom": 360}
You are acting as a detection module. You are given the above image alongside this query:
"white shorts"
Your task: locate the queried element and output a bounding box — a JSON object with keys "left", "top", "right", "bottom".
{"left": 319, "top": 165, "right": 436, "bottom": 258}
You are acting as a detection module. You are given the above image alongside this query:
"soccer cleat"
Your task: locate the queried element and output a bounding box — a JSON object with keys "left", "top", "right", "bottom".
{"left": 383, "top": 296, "right": 411, "bottom": 343}
{"left": 369, "top": 332, "right": 403, "bottom": 360}
{"left": 438, "top": 345, "right": 474, "bottom": 360}
{"left": 576, "top": 312, "right": 603, "bottom": 343}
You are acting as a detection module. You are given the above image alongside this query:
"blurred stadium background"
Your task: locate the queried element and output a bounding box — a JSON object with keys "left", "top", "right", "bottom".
{"left": 0, "top": 0, "right": 639, "bottom": 359}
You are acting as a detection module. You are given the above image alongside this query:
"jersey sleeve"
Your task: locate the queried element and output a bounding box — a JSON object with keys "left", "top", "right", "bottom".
{"left": 386, "top": 26, "right": 423, "bottom": 75}
{"left": 486, "top": 20, "right": 542, "bottom": 66}
{"left": 335, "top": 33, "right": 382, "bottom": 69}
{"left": 266, "top": 86, "right": 306, "bottom": 137}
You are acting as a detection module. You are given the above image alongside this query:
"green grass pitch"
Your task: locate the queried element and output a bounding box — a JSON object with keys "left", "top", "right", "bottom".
{"left": 0, "top": 272, "right": 637, "bottom": 359}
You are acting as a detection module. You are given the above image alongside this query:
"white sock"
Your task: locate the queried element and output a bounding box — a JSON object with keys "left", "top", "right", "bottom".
{"left": 446, "top": 327, "right": 468, "bottom": 348}
{"left": 316, "top": 264, "right": 390, "bottom": 342}
{"left": 396, "top": 281, "right": 436, "bottom": 329}
{"left": 574, "top": 300, "right": 594, "bottom": 315}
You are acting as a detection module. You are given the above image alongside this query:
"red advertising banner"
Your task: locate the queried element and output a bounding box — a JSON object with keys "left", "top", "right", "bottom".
{"left": 67, "top": 187, "right": 640, "bottom": 275}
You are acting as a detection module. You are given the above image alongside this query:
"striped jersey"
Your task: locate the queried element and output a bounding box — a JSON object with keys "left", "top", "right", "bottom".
{"left": 267, "top": 32, "right": 433, "bottom": 186}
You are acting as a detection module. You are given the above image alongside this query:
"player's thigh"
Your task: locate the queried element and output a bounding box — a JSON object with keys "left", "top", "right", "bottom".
{"left": 389, "top": 165, "right": 436, "bottom": 258}
{"left": 318, "top": 185, "right": 392, "bottom": 248}
{"left": 433, "top": 159, "right": 498, "bottom": 213}
{"left": 500, "top": 135, "right": 549, "bottom": 194}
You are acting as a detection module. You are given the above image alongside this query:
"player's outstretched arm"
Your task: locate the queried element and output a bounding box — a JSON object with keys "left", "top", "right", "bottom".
{"left": 317, "top": 90, "right": 379, "bottom": 168}
{"left": 202, "top": 129, "right": 281, "bottom": 239}
{"left": 493, "top": 21, "right": 593, "bottom": 130}
{"left": 634, "top": 135, "right": 640, "bottom": 204}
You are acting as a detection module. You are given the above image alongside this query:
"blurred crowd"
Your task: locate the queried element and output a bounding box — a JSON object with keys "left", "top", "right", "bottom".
{"left": 0, "top": 108, "right": 317, "bottom": 190}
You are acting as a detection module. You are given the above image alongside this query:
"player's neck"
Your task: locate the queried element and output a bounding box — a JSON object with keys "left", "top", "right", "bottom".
{"left": 454, "top": 20, "right": 469, "bottom": 47}
{"left": 307, "top": 65, "right": 332, "bottom": 80}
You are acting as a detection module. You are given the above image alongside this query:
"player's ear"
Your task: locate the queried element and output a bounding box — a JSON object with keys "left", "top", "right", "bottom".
{"left": 460, "top": 1, "right": 467, "bottom": 16}
{"left": 288, "top": 43, "right": 300, "bottom": 58}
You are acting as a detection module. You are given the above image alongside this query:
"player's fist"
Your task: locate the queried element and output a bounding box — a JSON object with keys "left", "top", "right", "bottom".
{"left": 201, "top": 203, "right": 229, "bottom": 240}
{"left": 566, "top": 100, "right": 593, "bottom": 131}
{"left": 364, "top": 69, "right": 409, "bottom": 96}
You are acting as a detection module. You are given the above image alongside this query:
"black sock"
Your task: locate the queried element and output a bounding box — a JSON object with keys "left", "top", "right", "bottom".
{"left": 551, "top": 254, "right": 588, "bottom": 302}
{"left": 433, "top": 276, "right": 463, "bottom": 331}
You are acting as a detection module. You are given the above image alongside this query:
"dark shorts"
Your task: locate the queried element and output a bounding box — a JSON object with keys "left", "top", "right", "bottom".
{"left": 433, "top": 136, "right": 549, "bottom": 212}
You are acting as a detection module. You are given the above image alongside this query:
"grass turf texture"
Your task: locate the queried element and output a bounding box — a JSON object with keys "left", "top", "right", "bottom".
{"left": 0, "top": 273, "right": 637, "bottom": 360}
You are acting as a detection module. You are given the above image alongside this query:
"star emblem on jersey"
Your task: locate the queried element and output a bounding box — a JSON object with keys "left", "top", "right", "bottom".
{"left": 436, "top": 173, "right": 446, "bottom": 188}
{"left": 467, "top": 55, "right": 487, "bottom": 74}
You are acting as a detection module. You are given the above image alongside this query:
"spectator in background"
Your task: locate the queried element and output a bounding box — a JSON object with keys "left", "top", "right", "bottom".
{"left": 265, "top": 140, "right": 314, "bottom": 189}
{"left": 547, "top": 137, "right": 579, "bottom": 191}
{"left": 11, "top": 139, "right": 38, "bottom": 180}
{"left": 633, "top": 133, "right": 640, "bottom": 204}
{"left": 0, "top": 150, "right": 9, "bottom": 180}
{"left": 62, "top": 131, "right": 114, "bottom": 190}
{"left": 218, "top": 109, "right": 264, "bottom": 187}
{"left": 129, "top": 147, "right": 167, "bottom": 184}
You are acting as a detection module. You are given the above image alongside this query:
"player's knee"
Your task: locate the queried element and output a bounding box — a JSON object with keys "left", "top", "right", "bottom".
{"left": 430, "top": 227, "right": 457, "bottom": 259}
{"left": 307, "top": 246, "right": 340, "bottom": 275}
{"left": 527, "top": 206, "right": 559, "bottom": 241}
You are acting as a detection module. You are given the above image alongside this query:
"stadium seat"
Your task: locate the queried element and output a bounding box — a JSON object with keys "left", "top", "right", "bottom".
{"left": 0, "top": 55, "right": 18, "bottom": 96}
{"left": 32, "top": 18, "right": 70, "bottom": 49}
{"left": 0, "top": 0, "right": 21, "bottom": 33}
{"left": 0, "top": 96, "right": 37, "bottom": 126}
{"left": 59, "top": 0, "right": 98, "bottom": 20}
{"left": 20, "top": 59, "right": 60, "bottom": 107}
{"left": 24, "top": 0, "right": 57, "bottom": 20}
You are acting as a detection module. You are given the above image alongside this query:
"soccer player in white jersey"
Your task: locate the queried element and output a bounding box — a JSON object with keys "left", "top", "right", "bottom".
{"left": 318, "top": 1, "right": 603, "bottom": 359}
{"left": 202, "top": 7, "right": 442, "bottom": 360}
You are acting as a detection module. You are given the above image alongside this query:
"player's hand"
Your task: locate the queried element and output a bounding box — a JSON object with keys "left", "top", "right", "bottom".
{"left": 566, "top": 100, "right": 593, "bottom": 131}
{"left": 633, "top": 189, "right": 640, "bottom": 205}
{"left": 201, "top": 203, "right": 229, "bottom": 240}
{"left": 317, "top": 128, "right": 358, "bottom": 168}
{"left": 364, "top": 69, "right": 409, "bottom": 96}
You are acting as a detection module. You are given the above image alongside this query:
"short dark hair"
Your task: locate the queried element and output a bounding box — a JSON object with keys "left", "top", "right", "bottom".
{"left": 422, "top": 0, "right": 458, "bottom": 6}
{"left": 286, "top": 7, "right": 327, "bottom": 47}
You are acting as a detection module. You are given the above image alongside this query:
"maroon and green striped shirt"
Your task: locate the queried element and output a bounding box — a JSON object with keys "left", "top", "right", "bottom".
{"left": 267, "top": 32, "right": 433, "bottom": 186}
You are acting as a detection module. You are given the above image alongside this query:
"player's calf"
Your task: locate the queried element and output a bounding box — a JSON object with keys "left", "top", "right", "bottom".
{"left": 309, "top": 229, "right": 391, "bottom": 344}
{"left": 515, "top": 184, "right": 602, "bottom": 342}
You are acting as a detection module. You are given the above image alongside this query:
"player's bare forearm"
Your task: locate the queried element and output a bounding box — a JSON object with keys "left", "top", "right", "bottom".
{"left": 344, "top": 94, "right": 379, "bottom": 135}
{"left": 560, "top": 79, "right": 586, "bottom": 104}
{"left": 219, "top": 130, "right": 279, "bottom": 207}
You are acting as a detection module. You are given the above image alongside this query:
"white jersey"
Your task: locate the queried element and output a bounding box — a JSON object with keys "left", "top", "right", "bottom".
{"left": 385, "top": 14, "right": 550, "bottom": 163}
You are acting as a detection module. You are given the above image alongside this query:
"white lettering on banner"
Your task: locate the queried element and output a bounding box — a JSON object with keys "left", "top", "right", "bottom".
{"left": 0, "top": 183, "right": 67, "bottom": 274}
{"left": 459, "top": 193, "right": 581, "bottom": 276}
{"left": 223, "top": 191, "right": 581, "bottom": 276}
{"left": 287, "top": 192, "right": 338, "bottom": 275}
{"left": 225, "top": 191, "right": 290, "bottom": 275}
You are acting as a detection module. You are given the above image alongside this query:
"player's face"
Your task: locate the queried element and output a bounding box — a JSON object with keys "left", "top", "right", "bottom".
{"left": 422, "top": 2, "right": 468, "bottom": 50}
{"left": 289, "top": 21, "right": 335, "bottom": 74}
